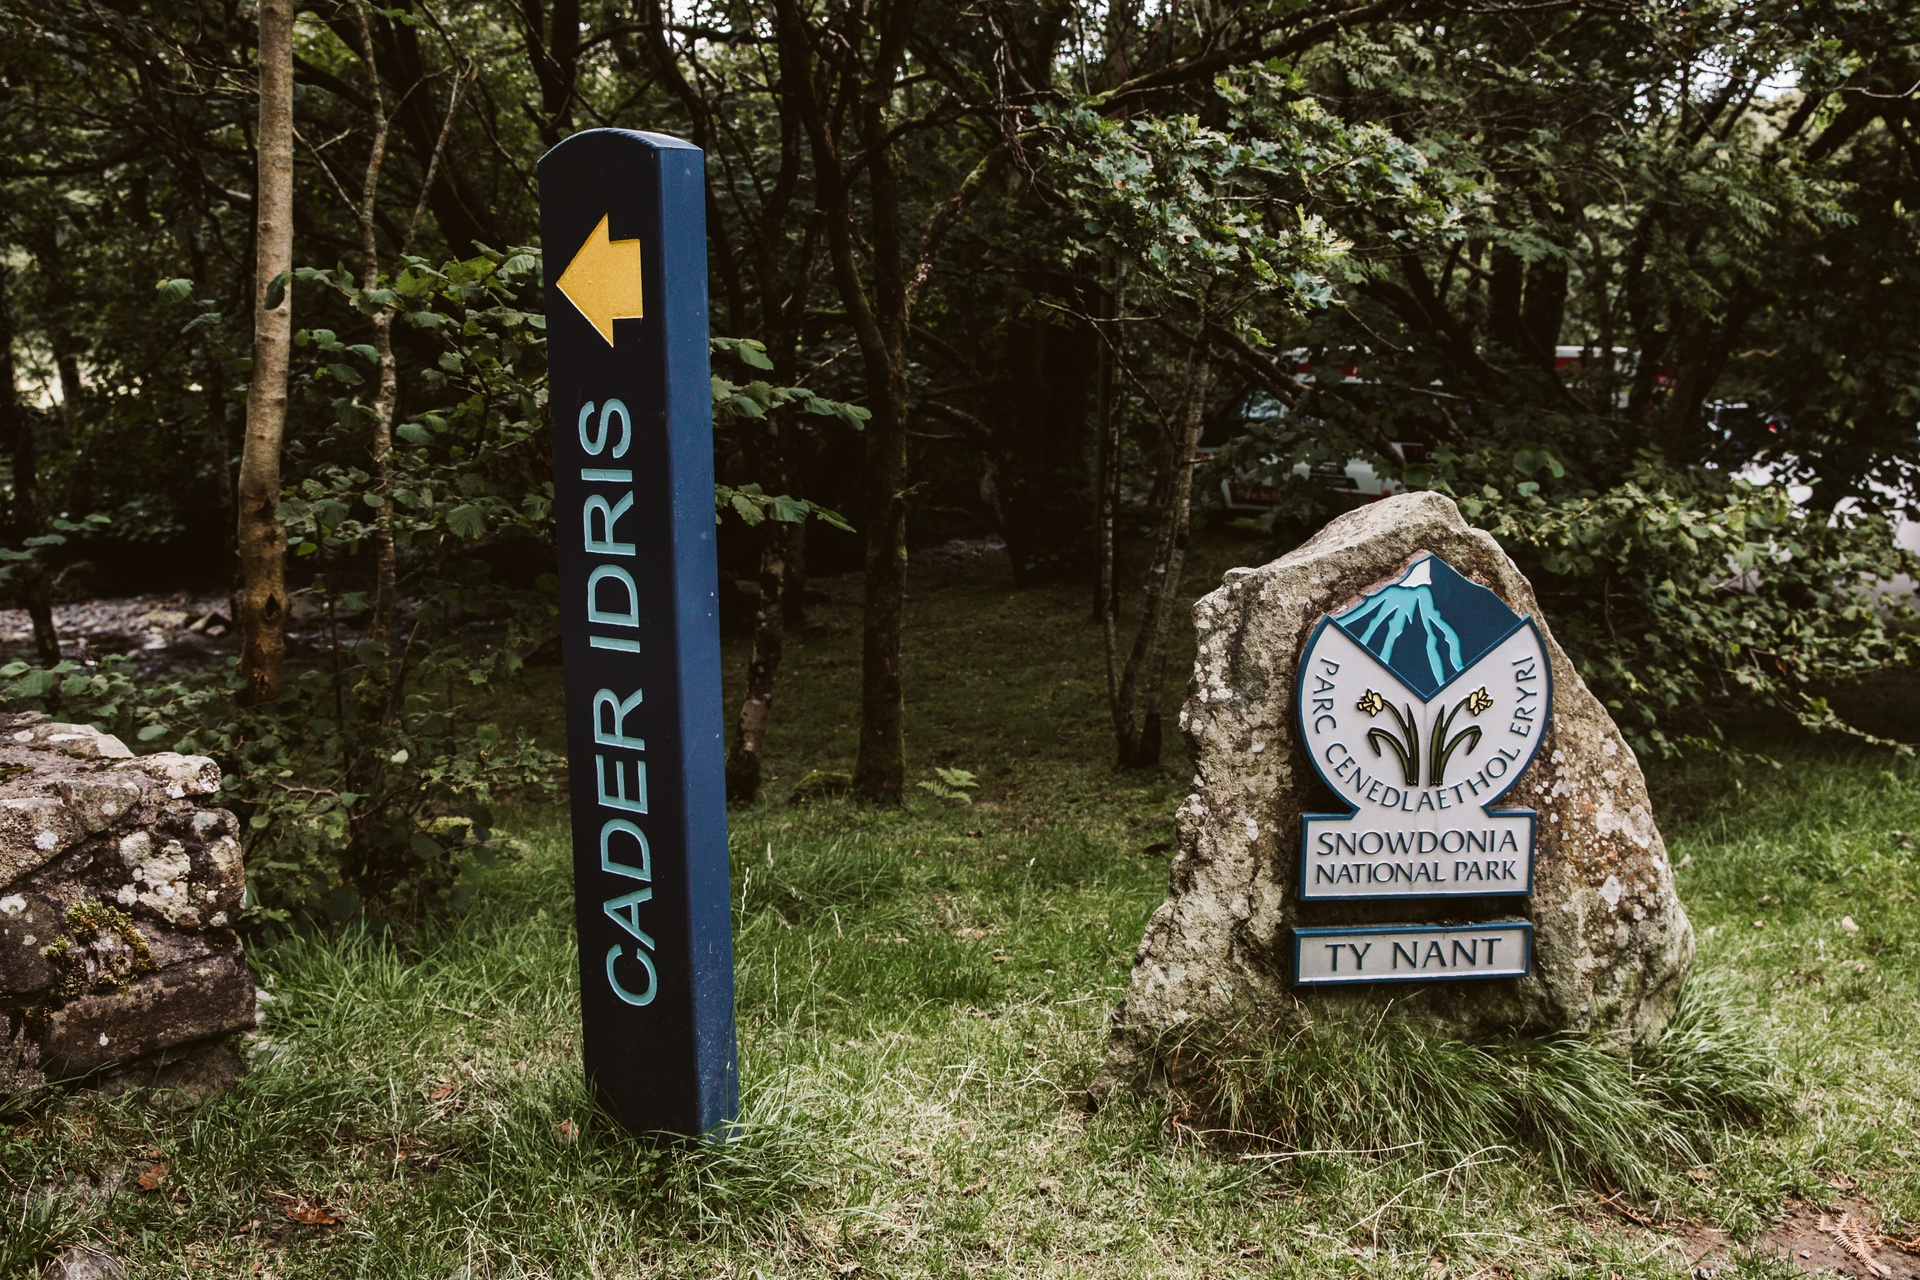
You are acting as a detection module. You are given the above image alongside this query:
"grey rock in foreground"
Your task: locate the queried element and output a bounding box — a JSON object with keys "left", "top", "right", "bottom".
{"left": 1096, "top": 492, "right": 1693, "bottom": 1095}
{"left": 41, "top": 1246, "right": 129, "bottom": 1280}
{"left": 0, "top": 713, "right": 255, "bottom": 1096}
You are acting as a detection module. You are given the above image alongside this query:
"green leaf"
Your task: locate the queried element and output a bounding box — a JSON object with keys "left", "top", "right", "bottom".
{"left": 263, "top": 270, "right": 291, "bottom": 311}
{"left": 396, "top": 423, "right": 431, "bottom": 445}
{"left": 446, "top": 504, "right": 487, "bottom": 539}
{"left": 137, "top": 724, "right": 169, "bottom": 741}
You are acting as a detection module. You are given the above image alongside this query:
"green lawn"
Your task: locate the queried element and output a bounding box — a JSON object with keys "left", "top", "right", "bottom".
{"left": 6, "top": 535, "right": 1920, "bottom": 1278}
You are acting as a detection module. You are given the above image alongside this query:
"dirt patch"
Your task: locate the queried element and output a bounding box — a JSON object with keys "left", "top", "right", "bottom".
{"left": 1655, "top": 1196, "right": 1920, "bottom": 1278}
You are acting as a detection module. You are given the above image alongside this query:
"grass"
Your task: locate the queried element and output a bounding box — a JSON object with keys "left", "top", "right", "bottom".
{"left": 1164, "top": 976, "right": 1789, "bottom": 1191}
{"left": 6, "top": 529, "right": 1920, "bottom": 1277}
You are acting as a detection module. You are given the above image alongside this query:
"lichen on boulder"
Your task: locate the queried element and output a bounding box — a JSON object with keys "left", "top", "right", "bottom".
{"left": 0, "top": 713, "right": 256, "bottom": 1094}
{"left": 1095, "top": 492, "right": 1694, "bottom": 1097}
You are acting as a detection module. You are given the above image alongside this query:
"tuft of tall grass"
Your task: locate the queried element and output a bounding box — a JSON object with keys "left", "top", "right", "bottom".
{"left": 735, "top": 832, "right": 910, "bottom": 923}
{"left": 1166, "top": 977, "right": 1790, "bottom": 1193}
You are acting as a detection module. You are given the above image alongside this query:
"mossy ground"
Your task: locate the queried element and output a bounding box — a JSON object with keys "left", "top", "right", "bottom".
{"left": 5, "top": 530, "right": 1920, "bottom": 1277}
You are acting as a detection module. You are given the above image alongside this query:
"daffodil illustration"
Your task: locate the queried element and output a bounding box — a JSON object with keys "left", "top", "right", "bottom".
{"left": 1429, "top": 688, "right": 1491, "bottom": 786}
{"left": 1358, "top": 692, "right": 1420, "bottom": 787}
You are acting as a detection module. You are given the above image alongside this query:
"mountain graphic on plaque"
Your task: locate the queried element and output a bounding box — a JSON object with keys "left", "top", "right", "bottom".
{"left": 1297, "top": 555, "right": 1553, "bottom": 901}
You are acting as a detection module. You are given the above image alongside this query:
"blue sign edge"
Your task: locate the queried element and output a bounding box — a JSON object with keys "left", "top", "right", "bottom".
{"left": 1292, "top": 587, "right": 1555, "bottom": 904}
{"left": 649, "top": 134, "right": 740, "bottom": 1138}
{"left": 1291, "top": 919, "right": 1535, "bottom": 986}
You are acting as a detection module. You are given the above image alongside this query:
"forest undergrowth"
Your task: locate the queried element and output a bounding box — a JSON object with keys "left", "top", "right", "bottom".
{"left": 4, "top": 534, "right": 1919, "bottom": 1278}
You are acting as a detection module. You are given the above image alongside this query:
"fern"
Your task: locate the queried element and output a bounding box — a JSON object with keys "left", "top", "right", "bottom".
{"left": 916, "top": 767, "right": 980, "bottom": 805}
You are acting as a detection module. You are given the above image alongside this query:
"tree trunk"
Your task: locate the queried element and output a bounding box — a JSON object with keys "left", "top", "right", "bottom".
{"left": 368, "top": 310, "right": 398, "bottom": 639}
{"left": 1112, "top": 322, "right": 1213, "bottom": 767}
{"left": 237, "top": 0, "right": 295, "bottom": 705}
{"left": 353, "top": 3, "right": 399, "bottom": 642}
{"left": 1096, "top": 265, "right": 1128, "bottom": 725}
{"left": 783, "top": 520, "right": 809, "bottom": 630}
{"left": 727, "top": 514, "right": 795, "bottom": 804}
{"left": 1133, "top": 347, "right": 1213, "bottom": 761}
{"left": 776, "top": 0, "right": 914, "bottom": 804}
{"left": 854, "top": 364, "right": 911, "bottom": 803}
{"left": 776, "top": 0, "right": 994, "bottom": 803}
{"left": 0, "top": 267, "right": 58, "bottom": 665}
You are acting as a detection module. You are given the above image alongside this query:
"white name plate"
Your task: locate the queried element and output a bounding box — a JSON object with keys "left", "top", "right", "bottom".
{"left": 1293, "top": 922, "right": 1532, "bottom": 986}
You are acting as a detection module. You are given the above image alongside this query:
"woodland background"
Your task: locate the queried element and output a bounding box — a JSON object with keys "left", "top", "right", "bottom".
{"left": 0, "top": 0, "right": 1919, "bottom": 922}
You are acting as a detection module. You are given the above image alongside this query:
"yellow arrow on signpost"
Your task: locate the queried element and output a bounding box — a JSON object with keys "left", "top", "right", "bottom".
{"left": 556, "top": 214, "right": 643, "bottom": 345}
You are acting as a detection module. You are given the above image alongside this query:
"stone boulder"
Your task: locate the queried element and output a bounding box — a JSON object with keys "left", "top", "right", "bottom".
{"left": 1096, "top": 492, "right": 1693, "bottom": 1095}
{"left": 0, "top": 713, "right": 255, "bottom": 1094}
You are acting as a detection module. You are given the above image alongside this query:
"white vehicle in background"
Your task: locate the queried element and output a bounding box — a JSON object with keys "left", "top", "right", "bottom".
{"left": 1194, "top": 350, "right": 1433, "bottom": 514}
{"left": 1197, "top": 346, "right": 1640, "bottom": 516}
{"left": 1202, "top": 350, "right": 1920, "bottom": 599}
{"left": 1204, "top": 443, "right": 1431, "bottom": 513}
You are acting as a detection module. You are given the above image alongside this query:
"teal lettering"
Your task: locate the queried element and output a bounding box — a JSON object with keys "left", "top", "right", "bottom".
{"left": 592, "top": 687, "right": 646, "bottom": 751}
{"left": 604, "top": 886, "right": 654, "bottom": 940}
{"left": 600, "top": 819, "right": 651, "bottom": 880}
{"left": 584, "top": 491, "right": 636, "bottom": 556}
{"left": 587, "top": 565, "right": 640, "bottom": 628}
{"left": 596, "top": 754, "right": 648, "bottom": 813}
{"left": 606, "top": 942, "right": 656, "bottom": 1006}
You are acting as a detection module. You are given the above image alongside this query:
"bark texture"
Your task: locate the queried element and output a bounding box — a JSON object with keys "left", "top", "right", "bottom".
{"left": 236, "top": 0, "right": 295, "bottom": 705}
{"left": 1096, "top": 492, "right": 1694, "bottom": 1097}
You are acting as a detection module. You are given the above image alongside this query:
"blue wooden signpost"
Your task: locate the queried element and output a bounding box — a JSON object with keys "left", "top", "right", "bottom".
{"left": 538, "top": 129, "right": 738, "bottom": 1136}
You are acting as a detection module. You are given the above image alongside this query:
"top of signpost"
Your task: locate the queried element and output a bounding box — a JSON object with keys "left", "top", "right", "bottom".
{"left": 538, "top": 127, "right": 700, "bottom": 166}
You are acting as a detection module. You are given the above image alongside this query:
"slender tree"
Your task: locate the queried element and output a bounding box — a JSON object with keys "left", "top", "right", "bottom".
{"left": 350, "top": 2, "right": 399, "bottom": 641}
{"left": 236, "top": 0, "right": 295, "bottom": 704}
{"left": 775, "top": 0, "right": 1005, "bottom": 802}
{"left": 0, "top": 265, "right": 58, "bottom": 664}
